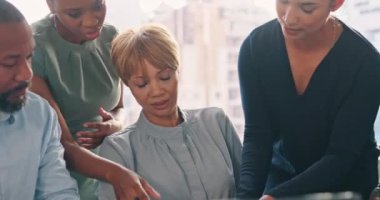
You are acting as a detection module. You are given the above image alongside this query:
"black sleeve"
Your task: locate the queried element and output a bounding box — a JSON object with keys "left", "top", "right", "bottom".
{"left": 237, "top": 34, "right": 274, "bottom": 198}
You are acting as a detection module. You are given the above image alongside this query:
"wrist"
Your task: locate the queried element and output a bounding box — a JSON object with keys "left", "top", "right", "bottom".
{"left": 110, "top": 122, "right": 123, "bottom": 135}
{"left": 104, "top": 163, "right": 124, "bottom": 183}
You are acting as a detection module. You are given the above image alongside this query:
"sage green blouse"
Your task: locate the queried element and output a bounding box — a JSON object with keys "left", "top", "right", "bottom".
{"left": 31, "top": 15, "right": 121, "bottom": 136}
{"left": 31, "top": 16, "right": 121, "bottom": 200}
{"left": 98, "top": 107, "right": 242, "bottom": 200}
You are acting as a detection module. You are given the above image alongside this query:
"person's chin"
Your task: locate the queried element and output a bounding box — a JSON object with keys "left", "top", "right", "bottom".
{"left": 152, "top": 105, "right": 177, "bottom": 117}
{"left": 0, "top": 98, "right": 25, "bottom": 113}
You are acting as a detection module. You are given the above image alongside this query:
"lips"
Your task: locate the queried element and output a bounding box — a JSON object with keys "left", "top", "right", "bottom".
{"left": 151, "top": 100, "right": 169, "bottom": 110}
{"left": 10, "top": 88, "right": 26, "bottom": 99}
{"left": 6, "top": 87, "right": 27, "bottom": 103}
{"left": 284, "top": 27, "right": 302, "bottom": 36}
{"left": 85, "top": 29, "right": 100, "bottom": 40}
{"left": 2, "top": 81, "right": 29, "bottom": 100}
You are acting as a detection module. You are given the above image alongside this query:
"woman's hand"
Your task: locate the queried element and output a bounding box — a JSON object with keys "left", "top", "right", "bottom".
{"left": 260, "top": 195, "right": 275, "bottom": 200}
{"left": 107, "top": 165, "right": 161, "bottom": 200}
{"left": 76, "top": 107, "right": 123, "bottom": 149}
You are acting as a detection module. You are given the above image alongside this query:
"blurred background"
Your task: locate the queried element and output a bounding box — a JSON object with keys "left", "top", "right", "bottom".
{"left": 9, "top": 0, "right": 380, "bottom": 142}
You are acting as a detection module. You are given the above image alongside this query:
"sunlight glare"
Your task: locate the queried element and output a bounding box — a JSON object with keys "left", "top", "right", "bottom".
{"left": 139, "top": 0, "right": 162, "bottom": 13}
{"left": 164, "top": 0, "right": 187, "bottom": 9}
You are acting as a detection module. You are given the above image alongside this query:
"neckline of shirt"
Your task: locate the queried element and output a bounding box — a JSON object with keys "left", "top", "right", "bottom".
{"left": 0, "top": 111, "right": 11, "bottom": 122}
{"left": 137, "top": 108, "right": 190, "bottom": 140}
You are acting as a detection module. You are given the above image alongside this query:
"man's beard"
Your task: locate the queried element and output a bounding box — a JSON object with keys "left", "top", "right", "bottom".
{"left": 0, "top": 81, "right": 30, "bottom": 113}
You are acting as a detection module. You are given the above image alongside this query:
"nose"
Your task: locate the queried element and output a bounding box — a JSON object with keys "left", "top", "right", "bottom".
{"left": 283, "top": 6, "right": 299, "bottom": 26}
{"left": 82, "top": 12, "right": 99, "bottom": 28}
{"left": 15, "top": 60, "right": 33, "bottom": 82}
{"left": 150, "top": 80, "right": 164, "bottom": 97}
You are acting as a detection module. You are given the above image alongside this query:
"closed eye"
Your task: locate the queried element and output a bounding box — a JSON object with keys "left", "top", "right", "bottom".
{"left": 0, "top": 62, "right": 17, "bottom": 68}
{"left": 136, "top": 82, "right": 148, "bottom": 88}
{"left": 67, "top": 10, "right": 82, "bottom": 19}
{"left": 300, "top": 4, "right": 317, "bottom": 14}
{"left": 132, "top": 79, "right": 148, "bottom": 88}
{"left": 158, "top": 68, "right": 174, "bottom": 81}
{"left": 160, "top": 75, "right": 171, "bottom": 81}
{"left": 0, "top": 56, "right": 18, "bottom": 68}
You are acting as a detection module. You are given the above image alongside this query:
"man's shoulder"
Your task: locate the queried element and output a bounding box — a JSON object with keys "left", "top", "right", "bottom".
{"left": 24, "top": 91, "right": 54, "bottom": 114}
{"left": 26, "top": 91, "right": 48, "bottom": 104}
{"left": 10, "top": 92, "right": 57, "bottom": 137}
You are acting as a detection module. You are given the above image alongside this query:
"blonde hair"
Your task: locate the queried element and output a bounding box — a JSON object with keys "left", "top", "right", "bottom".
{"left": 111, "top": 23, "right": 180, "bottom": 85}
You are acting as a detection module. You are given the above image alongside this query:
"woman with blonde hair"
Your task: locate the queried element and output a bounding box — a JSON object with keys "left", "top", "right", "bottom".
{"left": 98, "top": 24, "right": 242, "bottom": 200}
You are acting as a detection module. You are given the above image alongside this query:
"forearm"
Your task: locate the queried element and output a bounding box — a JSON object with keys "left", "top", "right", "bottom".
{"left": 63, "top": 128, "right": 161, "bottom": 200}
{"left": 238, "top": 133, "right": 272, "bottom": 198}
{"left": 62, "top": 140, "right": 125, "bottom": 183}
{"left": 90, "top": 138, "right": 162, "bottom": 200}
{"left": 266, "top": 154, "right": 356, "bottom": 197}
{"left": 239, "top": 82, "right": 273, "bottom": 196}
{"left": 52, "top": 99, "right": 124, "bottom": 180}
{"left": 238, "top": 38, "right": 273, "bottom": 198}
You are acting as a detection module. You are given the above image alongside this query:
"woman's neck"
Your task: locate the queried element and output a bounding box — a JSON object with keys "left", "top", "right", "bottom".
{"left": 286, "top": 17, "right": 341, "bottom": 52}
{"left": 144, "top": 108, "right": 183, "bottom": 127}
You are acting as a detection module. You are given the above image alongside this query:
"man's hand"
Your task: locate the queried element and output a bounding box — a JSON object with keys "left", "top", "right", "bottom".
{"left": 107, "top": 166, "right": 161, "bottom": 200}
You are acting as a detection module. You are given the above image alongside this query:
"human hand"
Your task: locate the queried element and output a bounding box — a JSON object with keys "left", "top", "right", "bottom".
{"left": 76, "top": 107, "right": 123, "bottom": 149}
{"left": 260, "top": 195, "right": 275, "bottom": 200}
{"left": 108, "top": 166, "right": 161, "bottom": 200}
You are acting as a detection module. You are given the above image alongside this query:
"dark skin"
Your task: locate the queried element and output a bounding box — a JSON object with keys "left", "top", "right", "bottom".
{"left": 28, "top": 0, "right": 161, "bottom": 199}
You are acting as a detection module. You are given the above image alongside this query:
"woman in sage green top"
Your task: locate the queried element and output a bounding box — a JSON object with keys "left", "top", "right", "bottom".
{"left": 30, "top": 0, "right": 126, "bottom": 199}
{"left": 98, "top": 24, "right": 242, "bottom": 200}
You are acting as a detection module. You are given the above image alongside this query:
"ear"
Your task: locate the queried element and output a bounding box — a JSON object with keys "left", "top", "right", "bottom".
{"left": 46, "top": 0, "right": 55, "bottom": 13}
{"left": 330, "top": 0, "right": 345, "bottom": 11}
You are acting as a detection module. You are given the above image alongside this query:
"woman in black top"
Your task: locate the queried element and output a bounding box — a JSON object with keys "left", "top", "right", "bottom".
{"left": 237, "top": 0, "right": 380, "bottom": 199}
